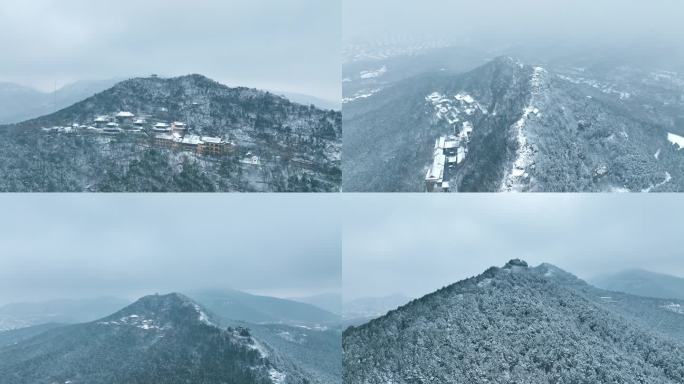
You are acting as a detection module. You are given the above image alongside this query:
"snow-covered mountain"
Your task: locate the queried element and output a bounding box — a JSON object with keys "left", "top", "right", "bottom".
{"left": 0, "top": 293, "right": 321, "bottom": 384}
{"left": 343, "top": 55, "right": 684, "bottom": 192}
{"left": 0, "top": 74, "right": 341, "bottom": 192}
{"left": 343, "top": 260, "right": 684, "bottom": 383}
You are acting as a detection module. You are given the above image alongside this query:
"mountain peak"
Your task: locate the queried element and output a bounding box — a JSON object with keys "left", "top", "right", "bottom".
{"left": 101, "top": 292, "right": 215, "bottom": 328}
{"left": 503, "top": 259, "right": 529, "bottom": 269}
{"left": 491, "top": 55, "right": 524, "bottom": 67}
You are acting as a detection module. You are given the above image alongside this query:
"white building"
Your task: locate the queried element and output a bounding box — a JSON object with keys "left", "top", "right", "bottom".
{"left": 152, "top": 122, "right": 170, "bottom": 132}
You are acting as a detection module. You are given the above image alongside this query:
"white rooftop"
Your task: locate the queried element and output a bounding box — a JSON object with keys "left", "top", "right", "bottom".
{"left": 181, "top": 135, "right": 203, "bottom": 145}
{"left": 425, "top": 153, "right": 446, "bottom": 182}
{"left": 155, "top": 133, "right": 176, "bottom": 141}
{"left": 116, "top": 111, "right": 135, "bottom": 118}
{"left": 154, "top": 122, "right": 169, "bottom": 128}
{"left": 201, "top": 136, "right": 223, "bottom": 144}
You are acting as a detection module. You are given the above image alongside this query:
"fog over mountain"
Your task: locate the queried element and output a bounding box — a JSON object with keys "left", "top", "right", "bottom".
{"left": 343, "top": 194, "right": 684, "bottom": 301}
{"left": 343, "top": 1, "right": 684, "bottom": 192}
{"left": 0, "top": 194, "right": 341, "bottom": 305}
{"left": 0, "top": 195, "right": 343, "bottom": 383}
{"left": 0, "top": 0, "right": 340, "bottom": 102}
{"left": 344, "top": 0, "right": 683, "bottom": 61}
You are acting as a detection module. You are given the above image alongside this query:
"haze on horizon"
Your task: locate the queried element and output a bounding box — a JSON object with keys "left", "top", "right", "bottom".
{"left": 0, "top": 0, "right": 341, "bottom": 102}
{"left": 0, "top": 195, "right": 341, "bottom": 306}
{"left": 343, "top": 194, "right": 684, "bottom": 301}
{"left": 344, "top": 0, "right": 684, "bottom": 68}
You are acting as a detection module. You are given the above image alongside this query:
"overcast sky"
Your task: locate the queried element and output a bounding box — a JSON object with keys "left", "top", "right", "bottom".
{"left": 0, "top": 0, "right": 340, "bottom": 101}
{"left": 343, "top": 194, "right": 684, "bottom": 301}
{"left": 344, "top": 0, "right": 684, "bottom": 54}
{"left": 0, "top": 195, "right": 340, "bottom": 306}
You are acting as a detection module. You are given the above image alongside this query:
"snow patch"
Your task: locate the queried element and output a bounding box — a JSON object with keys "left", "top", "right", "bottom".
{"left": 662, "top": 303, "right": 684, "bottom": 314}
{"left": 360, "top": 66, "right": 387, "bottom": 79}
{"left": 269, "top": 368, "right": 287, "bottom": 384}
{"left": 192, "top": 304, "right": 214, "bottom": 326}
{"left": 97, "top": 314, "right": 165, "bottom": 331}
{"left": 248, "top": 339, "right": 269, "bottom": 358}
{"left": 343, "top": 89, "right": 381, "bottom": 104}
{"left": 455, "top": 93, "right": 475, "bottom": 104}
{"left": 501, "top": 106, "right": 541, "bottom": 191}
{"left": 641, "top": 172, "right": 672, "bottom": 192}
{"left": 609, "top": 186, "right": 632, "bottom": 193}
{"left": 667, "top": 132, "right": 684, "bottom": 149}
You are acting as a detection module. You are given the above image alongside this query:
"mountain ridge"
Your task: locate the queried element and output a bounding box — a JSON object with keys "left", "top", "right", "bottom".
{"left": 343, "top": 260, "right": 684, "bottom": 383}
{"left": 0, "top": 73, "right": 341, "bottom": 192}
{"left": 343, "top": 55, "right": 684, "bottom": 192}
{"left": 0, "top": 292, "right": 317, "bottom": 384}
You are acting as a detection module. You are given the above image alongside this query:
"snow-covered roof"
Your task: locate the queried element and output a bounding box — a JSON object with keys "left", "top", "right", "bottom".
{"left": 173, "top": 122, "right": 186, "bottom": 127}
{"left": 94, "top": 116, "right": 108, "bottom": 122}
{"left": 443, "top": 139, "right": 459, "bottom": 149}
{"left": 116, "top": 111, "right": 135, "bottom": 118}
{"left": 201, "top": 136, "right": 223, "bottom": 144}
{"left": 154, "top": 122, "right": 169, "bottom": 128}
{"left": 134, "top": 119, "right": 145, "bottom": 124}
{"left": 425, "top": 153, "right": 446, "bottom": 182}
{"left": 181, "top": 135, "right": 202, "bottom": 145}
{"left": 155, "top": 133, "right": 176, "bottom": 141}
{"left": 106, "top": 122, "right": 118, "bottom": 127}
{"left": 667, "top": 132, "right": 684, "bottom": 150}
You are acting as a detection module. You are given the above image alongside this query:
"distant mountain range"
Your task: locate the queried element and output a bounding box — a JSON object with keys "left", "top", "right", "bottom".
{"left": 0, "top": 292, "right": 341, "bottom": 384}
{"left": 0, "top": 79, "right": 122, "bottom": 125}
{"left": 344, "top": 260, "right": 684, "bottom": 383}
{"left": 591, "top": 269, "right": 684, "bottom": 300}
{"left": 0, "top": 80, "right": 340, "bottom": 123}
{"left": 0, "top": 297, "right": 130, "bottom": 332}
{"left": 343, "top": 54, "right": 684, "bottom": 192}
{"left": 0, "top": 74, "right": 341, "bottom": 192}
{"left": 189, "top": 290, "right": 340, "bottom": 326}
{"left": 342, "top": 294, "right": 411, "bottom": 323}
{"left": 290, "top": 293, "right": 342, "bottom": 316}
{"left": 276, "top": 92, "right": 340, "bottom": 112}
